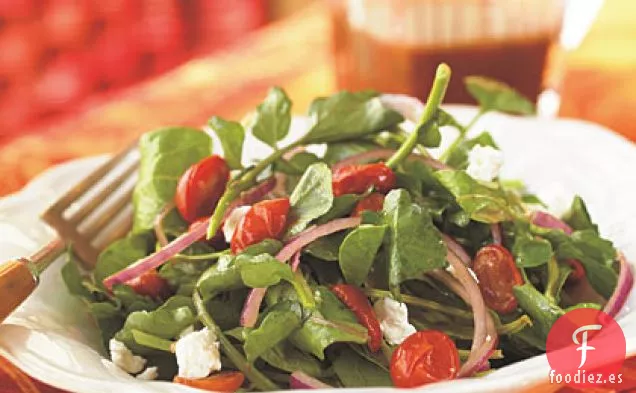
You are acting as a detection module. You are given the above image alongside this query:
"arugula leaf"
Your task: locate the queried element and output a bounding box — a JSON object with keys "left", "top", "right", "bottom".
{"left": 115, "top": 295, "right": 196, "bottom": 355}
{"left": 274, "top": 152, "right": 320, "bottom": 175}
{"left": 94, "top": 233, "right": 152, "bottom": 285}
{"left": 339, "top": 224, "right": 387, "bottom": 285}
{"left": 290, "top": 313, "right": 368, "bottom": 360}
{"left": 252, "top": 87, "right": 292, "bottom": 148}
{"left": 314, "top": 286, "right": 358, "bottom": 324}
{"left": 382, "top": 189, "right": 447, "bottom": 296}
{"left": 563, "top": 196, "right": 598, "bottom": 233}
{"left": 415, "top": 108, "right": 463, "bottom": 148}
{"left": 239, "top": 254, "right": 294, "bottom": 288}
{"left": 445, "top": 132, "right": 498, "bottom": 169}
{"left": 435, "top": 170, "right": 512, "bottom": 223}
{"left": 133, "top": 127, "right": 213, "bottom": 232}
{"left": 511, "top": 221, "right": 553, "bottom": 268}
{"left": 206, "top": 289, "right": 248, "bottom": 331}
{"left": 244, "top": 302, "right": 302, "bottom": 363}
{"left": 323, "top": 141, "right": 378, "bottom": 165}
{"left": 89, "top": 302, "right": 126, "bottom": 348}
{"left": 209, "top": 116, "right": 245, "bottom": 169}
{"left": 304, "top": 232, "right": 346, "bottom": 262}
{"left": 288, "top": 163, "right": 334, "bottom": 235}
{"left": 61, "top": 255, "right": 92, "bottom": 298}
{"left": 303, "top": 91, "right": 404, "bottom": 144}
{"left": 464, "top": 76, "right": 535, "bottom": 115}
{"left": 316, "top": 194, "right": 360, "bottom": 224}
{"left": 333, "top": 348, "right": 392, "bottom": 387}
{"left": 513, "top": 284, "right": 564, "bottom": 341}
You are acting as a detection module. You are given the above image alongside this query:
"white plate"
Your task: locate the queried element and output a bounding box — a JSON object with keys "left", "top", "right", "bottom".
{"left": 1, "top": 106, "right": 636, "bottom": 393}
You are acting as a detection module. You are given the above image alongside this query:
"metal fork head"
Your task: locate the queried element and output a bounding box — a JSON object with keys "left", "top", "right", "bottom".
{"left": 41, "top": 143, "right": 140, "bottom": 269}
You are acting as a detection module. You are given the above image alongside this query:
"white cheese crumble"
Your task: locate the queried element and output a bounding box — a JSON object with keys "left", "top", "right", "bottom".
{"left": 175, "top": 328, "right": 222, "bottom": 379}
{"left": 466, "top": 145, "right": 504, "bottom": 182}
{"left": 109, "top": 339, "right": 147, "bottom": 374}
{"left": 136, "top": 367, "right": 159, "bottom": 380}
{"left": 373, "top": 297, "right": 417, "bottom": 345}
{"left": 223, "top": 205, "right": 251, "bottom": 242}
{"left": 179, "top": 325, "right": 195, "bottom": 338}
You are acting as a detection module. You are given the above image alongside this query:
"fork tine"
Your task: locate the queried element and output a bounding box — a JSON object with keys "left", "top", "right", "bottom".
{"left": 44, "top": 143, "right": 137, "bottom": 217}
{"left": 82, "top": 185, "right": 135, "bottom": 240}
{"left": 93, "top": 212, "right": 133, "bottom": 251}
{"left": 67, "top": 160, "right": 139, "bottom": 225}
{"left": 44, "top": 210, "right": 100, "bottom": 268}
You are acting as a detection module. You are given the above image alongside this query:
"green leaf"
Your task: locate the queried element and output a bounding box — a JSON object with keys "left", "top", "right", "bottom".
{"left": 316, "top": 194, "right": 361, "bottom": 224}
{"left": 288, "top": 163, "right": 334, "bottom": 235}
{"left": 339, "top": 225, "right": 387, "bottom": 285}
{"left": 563, "top": 196, "right": 598, "bottom": 233}
{"left": 435, "top": 169, "right": 512, "bottom": 223}
{"left": 252, "top": 87, "right": 292, "bottom": 148}
{"left": 333, "top": 348, "right": 393, "bottom": 387}
{"left": 513, "top": 284, "right": 564, "bottom": 341}
{"left": 94, "top": 233, "right": 152, "bottom": 285}
{"left": 115, "top": 295, "right": 196, "bottom": 355}
{"left": 314, "top": 286, "right": 358, "bottom": 324}
{"left": 382, "top": 189, "right": 447, "bottom": 296}
{"left": 132, "top": 329, "right": 174, "bottom": 352}
{"left": 239, "top": 254, "right": 294, "bottom": 288}
{"left": 289, "top": 313, "right": 368, "bottom": 360}
{"left": 303, "top": 91, "right": 404, "bottom": 144}
{"left": 323, "top": 141, "right": 378, "bottom": 165}
{"left": 89, "top": 302, "right": 126, "bottom": 348}
{"left": 417, "top": 122, "right": 441, "bottom": 148}
{"left": 244, "top": 303, "right": 302, "bottom": 363}
{"left": 513, "top": 236, "right": 553, "bottom": 268}
{"left": 304, "top": 232, "right": 346, "bottom": 262}
{"left": 465, "top": 76, "right": 536, "bottom": 115}
{"left": 445, "top": 132, "right": 498, "bottom": 169}
{"left": 274, "top": 152, "right": 320, "bottom": 175}
{"left": 209, "top": 116, "right": 245, "bottom": 169}
{"left": 133, "top": 127, "right": 213, "bottom": 232}
{"left": 61, "top": 253, "right": 91, "bottom": 298}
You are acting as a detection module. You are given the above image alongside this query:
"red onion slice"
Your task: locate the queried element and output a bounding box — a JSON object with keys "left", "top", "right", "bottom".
{"left": 241, "top": 217, "right": 362, "bottom": 327}
{"left": 444, "top": 250, "right": 498, "bottom": 377}
{"left": 291, "top": 250, "right": 302, "bottom": 272}
{"left": 604, "top": 253, "right": 634, "bottom": 317}
{"left": 491, "top": 224, "right": 503, "bottom": 245}
{"left": 333, "top": 148, "right": 448, "bottom": 172}
{"left": 289, "top": 371, "right": 333, "bottom": 389}
{"left": 442, "top": 234, "right": 472, "bottom": 266}
{"left": 103, "top": 179, "right": 277, "bottom": 291}
{"left": 153, "top": 202, "right": 174, "bottom": 247}
{"left": 103, "top": 218, "right": 209, "bottom": 290}
{"left": 530, "top": 211, "right": 572, "bottom": 235}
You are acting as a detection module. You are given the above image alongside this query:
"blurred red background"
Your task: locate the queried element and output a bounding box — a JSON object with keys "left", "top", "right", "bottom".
{"left": 0, "top": 0, "right": 277, "bottom": 140}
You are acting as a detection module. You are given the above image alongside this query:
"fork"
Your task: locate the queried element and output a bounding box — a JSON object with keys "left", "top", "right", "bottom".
{"left": 0, "top": 143, "right": 140, "bottom": 323}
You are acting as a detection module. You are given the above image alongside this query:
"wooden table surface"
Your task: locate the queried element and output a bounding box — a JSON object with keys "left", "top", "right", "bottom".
{"left": 1, "top": 1, "right": 635, "bottom": 392}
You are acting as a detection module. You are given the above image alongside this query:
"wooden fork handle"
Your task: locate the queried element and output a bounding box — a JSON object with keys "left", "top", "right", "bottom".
{"left": 0, "top": 259, "right": 37, "bottom": 323}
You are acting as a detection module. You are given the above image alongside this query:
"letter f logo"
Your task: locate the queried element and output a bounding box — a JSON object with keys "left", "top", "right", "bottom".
{"left": 572, "top": 324, "right": 602, "bottom": 368}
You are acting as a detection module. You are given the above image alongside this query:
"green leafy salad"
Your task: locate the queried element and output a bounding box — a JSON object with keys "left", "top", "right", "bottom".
{"left": 63, "top": 64, "right": 633, "bottom": 391}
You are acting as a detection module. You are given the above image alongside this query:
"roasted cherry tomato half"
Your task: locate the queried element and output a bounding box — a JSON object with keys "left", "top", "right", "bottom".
{"left": 231, "top": 198, "right": 290, "bottom": 254}
{"left": 332, "top": 163, "right": 396, "bottom": 197}
{"left": 351, "top": 192, "right": 385, "bottom": 217}
{"left": 174, "top": 371, "right": 245, "bottom": 392}
{"left": 175, "top": 155, "right": 230, "bottom": 223}
{"left": 330, "top": 284, "right": 382, "bottom": 352}
{"left": 390, "top": 330, "right": 460, "bottom": 388}
{"left": 565, "top": 259, "right": 586, "bottom": 283}
{"left": 126, "top": 270, "right": 171, "bottom": 300}
{"left": 473, "top": 244, "right": 523, "bottom": 314}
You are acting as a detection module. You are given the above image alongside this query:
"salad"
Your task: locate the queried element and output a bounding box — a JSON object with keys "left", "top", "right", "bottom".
{"left": 63, "top": 63, "right": 633, "bottom": 391}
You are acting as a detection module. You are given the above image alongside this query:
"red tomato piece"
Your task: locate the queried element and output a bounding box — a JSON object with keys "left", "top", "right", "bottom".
{"left": 126, "top": 270, "right": 171, "bottom": 300}
{"left": 390, "top": 330, "right": 460, "bottom": 388}
{"left": 351, "top": 193, "right": 385, "bottom": 217}
{"left": 473, "top": 244, "right": 523, "bottom": 314}
{"left": 565, "top": 259, "right": 586, "bottom": 283}
{"left": 175, "top": 155, "right": 230, "bottom": 223}
{"left": 174, "top": 371, "right": 245, "bottom": 392}
{"left": 330, "top": 284, "right": 382, "bottom": 352}
{"left": 332, "top": 163, "right": 396, "bottom": 197}
{"left": 231, "top": 198, "right": 290, "bottom": 254}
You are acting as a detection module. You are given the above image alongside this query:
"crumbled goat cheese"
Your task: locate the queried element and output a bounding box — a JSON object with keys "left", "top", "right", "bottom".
{"left": 373, "top": 297, "right": 417, "bottom": 345}
{"left": 175, "top": 328, "right": 221, "bottom": 379}
{"left": 136, "top": 367, "right": 159, "bottom": 380}
{"left": 223, "top": 206, "right": 251, "bottom": 242}
{"left": 466, "top": 145, "right": 504, "bottom": 182}
{"left": 109, "top": 339, "right": 146, "bottom": 374}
